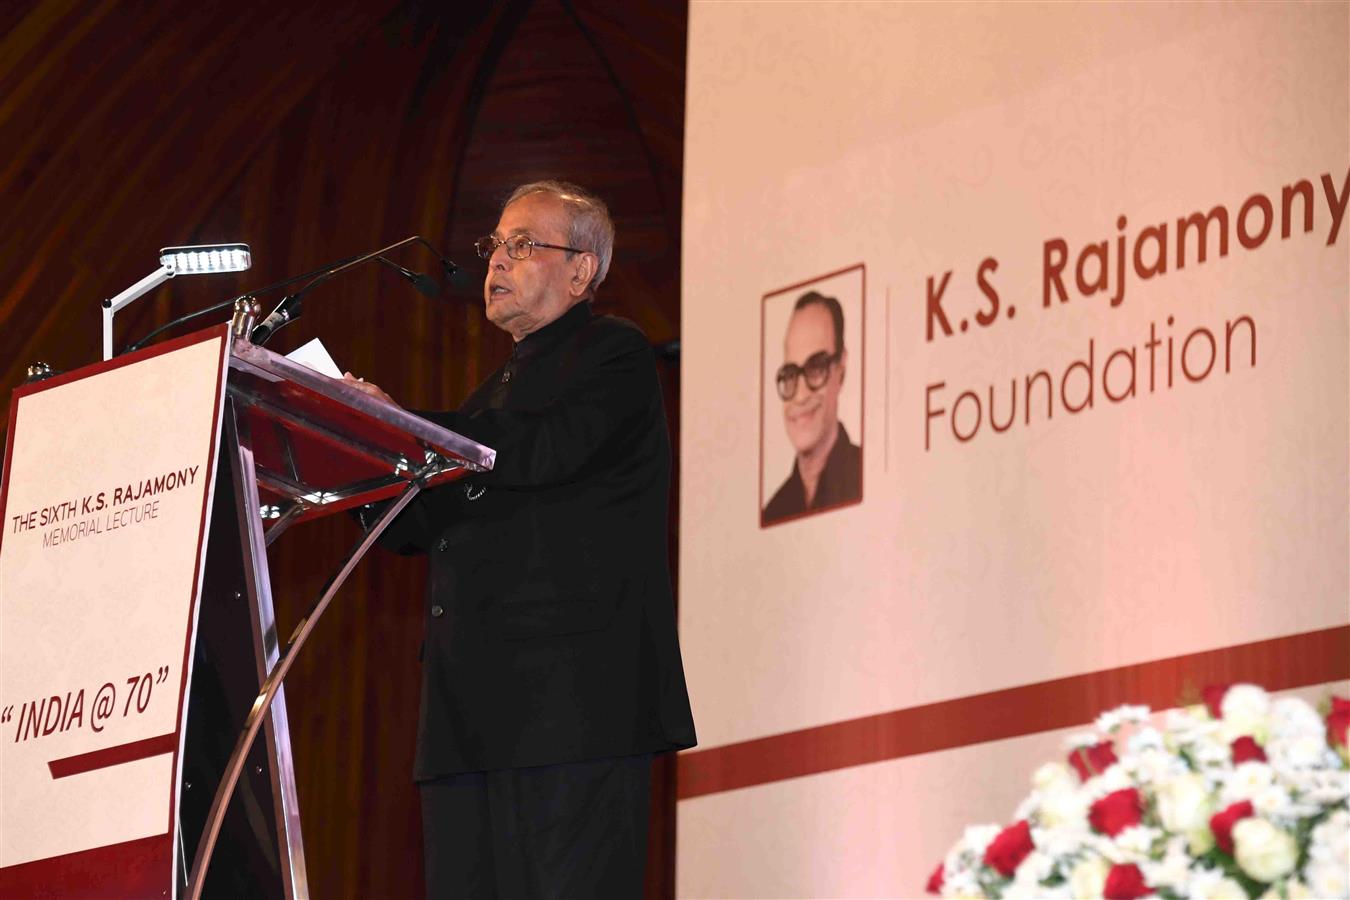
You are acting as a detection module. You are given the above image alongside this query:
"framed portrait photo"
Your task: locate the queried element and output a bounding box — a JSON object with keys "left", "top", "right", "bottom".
{"left": 759, "top": 264, "right": 865, "bottom": 528}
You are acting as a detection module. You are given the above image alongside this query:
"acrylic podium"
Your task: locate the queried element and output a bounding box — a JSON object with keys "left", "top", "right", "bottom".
{"left": 0, "top": 305, "right": 494, "bottom": 899}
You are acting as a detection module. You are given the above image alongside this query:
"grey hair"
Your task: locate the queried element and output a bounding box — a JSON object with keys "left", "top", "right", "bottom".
{"left": 503, "top": 180, "right": 615, "bottom": 293}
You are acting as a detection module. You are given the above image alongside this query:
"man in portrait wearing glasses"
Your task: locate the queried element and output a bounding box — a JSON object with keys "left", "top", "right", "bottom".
{"left": 344, "top": 180, "right": 696, "bottom": 898}
{"left": 762, "top": 290, "right": 862, "bottom": 526}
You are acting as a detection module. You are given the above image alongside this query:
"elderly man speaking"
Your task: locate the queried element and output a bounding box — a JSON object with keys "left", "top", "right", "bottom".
{"left": 346, "top": 180, "right": 696, "bottom": 899}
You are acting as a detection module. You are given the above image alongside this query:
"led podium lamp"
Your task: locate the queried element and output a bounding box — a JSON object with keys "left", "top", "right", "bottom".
{"left": 101, "top": 243, "right": 251, "bottom": 360}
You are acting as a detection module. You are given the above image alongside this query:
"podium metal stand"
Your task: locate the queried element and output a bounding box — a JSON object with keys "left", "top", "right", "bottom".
{"left": 181, "top": 305, "right": 495, "bottom": 898}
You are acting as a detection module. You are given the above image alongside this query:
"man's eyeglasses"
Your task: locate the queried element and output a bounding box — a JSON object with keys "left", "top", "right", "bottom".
{"left": 776, "top": 351, "right": 841, "bottom": 400}
{"left": 474, "top": 234, "right": 587, "bottom": 261}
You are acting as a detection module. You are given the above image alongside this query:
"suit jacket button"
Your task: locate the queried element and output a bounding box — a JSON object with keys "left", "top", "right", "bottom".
{"left": 501, "top": 369, "right": 512, "bottom": 384}
{"left": 436, "top": 537, "right": 448, "bottom": 552}
{"left": 430, "top": 604, "right": 444, "bottom": 618}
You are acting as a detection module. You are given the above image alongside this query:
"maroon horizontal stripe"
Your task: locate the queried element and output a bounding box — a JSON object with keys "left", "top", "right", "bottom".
{"left": 677, "top": 624, "right": 1350, "bottom": 800}
{"left": 48, "top": 732, "right": 177, "bottom": 779}
{"left": 0, "top": 833, "right": 171, "bottom": 895}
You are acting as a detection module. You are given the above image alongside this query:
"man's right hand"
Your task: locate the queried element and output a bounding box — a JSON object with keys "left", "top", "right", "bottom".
{"left": 342, "top": 372, "right": 399, "bottom": 407}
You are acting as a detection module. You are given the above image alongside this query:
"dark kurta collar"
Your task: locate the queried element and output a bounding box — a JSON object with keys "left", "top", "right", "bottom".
{"left": 513, "top": 300, "right": 593, "bottom": 364}
{"left": 469, "top": 301, "right": 594, "bottom": 413}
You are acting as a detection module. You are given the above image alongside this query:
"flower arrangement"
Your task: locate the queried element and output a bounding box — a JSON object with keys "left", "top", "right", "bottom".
{"left": 928, "top": 685, "right": 1349, "bottom": 898}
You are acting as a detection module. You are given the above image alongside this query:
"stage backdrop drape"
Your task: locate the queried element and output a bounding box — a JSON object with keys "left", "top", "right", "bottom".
{"left": 0, "top": 2, "right": 687, "bottom": 895}
{"left": 676, "top": 3, "right": 1348, "bottom": 896}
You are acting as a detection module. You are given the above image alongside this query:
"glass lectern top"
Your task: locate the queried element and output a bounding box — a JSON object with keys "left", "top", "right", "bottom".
{"left": 227, "top": 338, "right": 494, "bottom": 524}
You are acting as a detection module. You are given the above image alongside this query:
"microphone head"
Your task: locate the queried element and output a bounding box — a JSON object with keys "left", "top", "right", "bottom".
{"left": 440, "top": 258, "right": 459, "bottom": 278}
{"left": 411, "top": 272, "right": 441, "bottom": 299}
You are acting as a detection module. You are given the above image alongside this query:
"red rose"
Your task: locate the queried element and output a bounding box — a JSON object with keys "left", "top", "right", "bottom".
{"left": 1104, "top": 863, "right": 1150, "bottom": 900}
{"left": 1068, "top": 741, "right": 1119, "bottom": 781}
{"left": 1328, "top": 696, "right": 1350, "bottom": 749}
{"left": 926, "top": 862, "right": 944, "bottom": 895}
{"left": 1090, "top": 788, "right": 1143, "bottom": 837}
{"left": 1202, "top": 683, "right": 1232, "bottom": 718}
{"left": 1231, "top": 735, "right": 1268, "bottom": 763}
{"left": 1210, "top": 800, "right": 1254, "bottom": 855}
{"left": 983, "top": 820, "right": 1034, "bottom": 877}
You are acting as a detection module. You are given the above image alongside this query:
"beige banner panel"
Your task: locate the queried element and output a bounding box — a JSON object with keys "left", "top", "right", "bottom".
{"left": 679, "top": 2, "right": 1347, "bottom": 896}
{"left": 0, "top": 334, "right": 226, "bottom": 868}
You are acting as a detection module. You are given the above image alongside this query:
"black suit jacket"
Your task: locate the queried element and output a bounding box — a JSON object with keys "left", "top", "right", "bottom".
{"left": 380, "top": 302, "right": 697, "bottom": 779}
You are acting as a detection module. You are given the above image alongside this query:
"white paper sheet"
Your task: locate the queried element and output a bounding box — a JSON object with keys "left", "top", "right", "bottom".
{"left": 285, "top": 337, "right": 342, "bottom": 379}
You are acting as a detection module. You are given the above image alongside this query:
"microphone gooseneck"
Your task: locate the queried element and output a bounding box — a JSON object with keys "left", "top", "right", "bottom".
{"left": 251, "top": 236, "right": 438, "bottom": 345}
{"left": 120, "top": 236, "right": 457, "bottom": 355}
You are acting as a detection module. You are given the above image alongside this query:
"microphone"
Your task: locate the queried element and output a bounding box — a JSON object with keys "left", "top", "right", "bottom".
{"left": 249, "top": 236, "right": 453, "bottom": 345}
{"left": 408, "top": 236, "right": 459, "bottom": 282}
{"left": 120, "top": 236, "right": 457, "bottom": 354}
{"left": 376, "top": 256, "right": 439, "bottom": 298}
{"left": 250, "top": 254, "right": 441, "bottom": 343}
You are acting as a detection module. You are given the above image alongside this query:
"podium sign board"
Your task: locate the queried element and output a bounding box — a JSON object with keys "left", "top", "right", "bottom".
{"left": 0, "top": 327, "right": 228, "bottom": 895}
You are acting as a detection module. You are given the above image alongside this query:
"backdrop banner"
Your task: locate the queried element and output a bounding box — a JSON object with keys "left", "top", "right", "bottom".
{"left": 678, "top": 3, "right": 1348, "bottom": 896}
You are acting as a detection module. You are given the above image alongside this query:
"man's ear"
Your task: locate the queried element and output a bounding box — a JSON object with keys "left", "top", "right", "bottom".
{"left": 570, "top": 252, "right": 598, "bottom": 298}
{"left": 837, "top": 348, "right": 847, "bottom": 386}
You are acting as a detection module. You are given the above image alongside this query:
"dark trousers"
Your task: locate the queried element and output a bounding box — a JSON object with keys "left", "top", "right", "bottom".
{"left": 419, "top": 754, "right": 653, "bottom": 900}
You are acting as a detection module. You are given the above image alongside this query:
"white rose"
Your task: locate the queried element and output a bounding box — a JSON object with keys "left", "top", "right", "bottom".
{"left": 1068, "top": 856, "right": 1108, "bottom": 899}
{"left": 1125, "top": 725, "right": 1165, "bottom": 756}
{"left": 1155, "top": 771, "right": 1220, "bottom": 858}
{"left": 1140, "top": 836, "right": 1192, "bottom": 892}
{"left": 1035, "top": 823, "right": 1092, "bottom": 860}
{"left": 1111, "top": 824, "right": 1161, "bottom": 862}
{"left": 1221, "top": 684, "right": 1271, "bottom": 739}
{"left": 1308, "top": 809, "right": 1349, "bottom": 879}
{"left": 1010, "top": 850, "right": 1054, "bottom": 887}
{"left": 960, "top": 824, "right": 1000, "bottom": 858}
{"left": 940, "top": 867, "right": 981, "bottom": 899}
{"left": 1250, "top": 783, "right": 1294, "bottom": 820}
{"left": 1232, "top": 817, "right": 1298, "bottom": 883}
{"left": 1268, "top": 697, "right": 1324, "bottom": 739}
{"left": 1280, "top": 878, "right": 1315, "bottom": 899}
{"left": 1082, "top": 764, "right": 1130, "bottom": 801}
{"left": 1033, "top": 761, "right": 1078, "bottom": 796}
{"left": 1222, "top": 761, "right": 1275, "bottom": 804}
{"left": 1126, "top": 747, "right": 1178, "bottom": 785}
{"left": 1309, "top": 806, "right": 1349, "bottom": 850}
{"left": 1192, "top": 732, "right": 1232, "bottom": 769}
{"left": 1306, "top": 859, "right": 1349, "bottom": 898}
{"left": 1266, "top": 732, "right": 1330, "bottom": 771}
{"left": 1186, "top": 823, "right": 1217, "bottom": 856}
{"left": 1156, "top": 772, "right": 1214, "bottom": 834}
{"left": 1256, "top": 880, "right": 1318, "bottom": 900}
{"left": 1298, "top": 769, "right": 1350, "bottom": 806}
{"left": 1039, "top": 788, "right": 1089, "bottom": 830}
{"left": 1189, "top": 868, "right": 1252, "bottom": 899}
